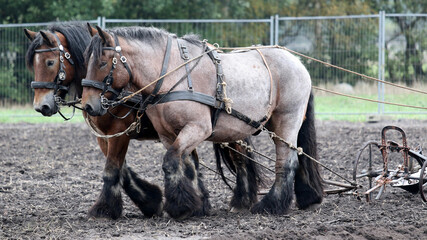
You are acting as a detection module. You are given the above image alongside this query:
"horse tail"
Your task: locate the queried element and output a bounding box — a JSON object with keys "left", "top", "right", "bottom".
{"left": 294, "top": 92, "right": 324, "bottom": 209}
{"left": 213, "top": 142, "right": 235, "bottom": 190}
{"left": 213, "top": 137, "right": 263, "bottom": 200}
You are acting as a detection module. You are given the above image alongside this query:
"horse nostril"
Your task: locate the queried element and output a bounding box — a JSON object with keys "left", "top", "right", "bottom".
{"left": 40, "top": 105, "right": 51, "bottom": 116}
{"left": 84, "top": 104, "right": 94, "bottom": 115}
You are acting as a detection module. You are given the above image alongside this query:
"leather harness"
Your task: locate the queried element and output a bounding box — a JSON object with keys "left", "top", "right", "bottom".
{"left": 82, "top": 34, "right": 268, "bottom": 133}
{"left": 31, "top": 33, "right": 74, "bottom": 94}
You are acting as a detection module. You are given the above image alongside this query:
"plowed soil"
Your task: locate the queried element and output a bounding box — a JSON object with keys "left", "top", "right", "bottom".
{"left": 1, "top": 119, "right": 426, "bottom": 239}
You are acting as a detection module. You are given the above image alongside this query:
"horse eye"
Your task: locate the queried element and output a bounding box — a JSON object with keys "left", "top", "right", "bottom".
{"left": 99, "top": 61, "right": 108, "bottom": 69}
{"left": 46, "top": 60, "right": 55, "bottom": 67}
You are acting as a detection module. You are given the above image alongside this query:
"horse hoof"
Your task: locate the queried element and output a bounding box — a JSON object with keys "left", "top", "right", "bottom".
{"left": 229, "top": 207, "right": 250, "bottom": 213}
{"left": 88, "top": 202, "right": 122, "bottom": 220}
{"left": 299, "top": 203, "right": 321, "bottom": 211}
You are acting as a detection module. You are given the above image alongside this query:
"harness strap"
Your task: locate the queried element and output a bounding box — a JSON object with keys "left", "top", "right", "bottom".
{"left": 177, "top": 39, "right": 193, "bottom": 91}
{"left": 153, "top": 35, "right": 173, "bottom": 95}
{"left": 81, "top": 79, "right": 121, "bottom": 97}
{"left": 152, "top": 91, "right": 265, "bottom": 129}
{"left": 138, "top": 35, "right": 173, "bottom": 112}
{"left": 31, "top": 81, "right": 68, "bottom": 92}
{"left": 103, "top": 34, "right": 133, "bottom": 82}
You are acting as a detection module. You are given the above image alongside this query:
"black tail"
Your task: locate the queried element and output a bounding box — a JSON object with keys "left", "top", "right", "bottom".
{"left": 294, "top": 92, "right": 324, "bottom": 209}
{"left": 213, "top": 137, "right": 263, "bottom": 209}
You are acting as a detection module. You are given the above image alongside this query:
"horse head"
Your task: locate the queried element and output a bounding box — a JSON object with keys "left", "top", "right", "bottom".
{"left": 25, "top": 23, "right": 92, "bottom": 117}
{"left": 82, "top": 26, "right": 133, "bottom": 116}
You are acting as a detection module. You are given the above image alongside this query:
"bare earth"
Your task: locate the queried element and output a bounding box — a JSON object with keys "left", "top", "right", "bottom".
{"left": 1, "top": 119, "right": 426, "bottom": 239}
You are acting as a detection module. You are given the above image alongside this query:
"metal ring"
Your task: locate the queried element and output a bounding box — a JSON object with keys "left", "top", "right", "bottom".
{"left": 120, "top": 56, "right": 127, "bottom": 63}
{"left": 112, "top": 57, "right": 118, "bottom": 65}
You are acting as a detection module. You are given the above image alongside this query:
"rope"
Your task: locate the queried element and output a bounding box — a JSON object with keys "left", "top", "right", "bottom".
{"left": 263, "top": 128, "right": 357, "bottom": 185}
{"left": 84, "top": 114, "right": 139, "bottom": 139}
{"left": 255, "top": 49, "right": 274, "bottom": 105}
{"left": 313, "top": 86, "right": 427, "bottom": 110}
{"left": 220, "top": 143, "right": 275, "bottom": 174}
{"left": 219, "top": 45, "right": 427, "bottom": 95}
{"left": 198, "top": 161, "right": 236, "bottom": 184}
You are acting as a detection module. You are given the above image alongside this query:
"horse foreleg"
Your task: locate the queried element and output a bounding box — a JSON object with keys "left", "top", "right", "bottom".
{"left": 162, "top": 123, "right": 211, "bottom": 220}
{"left": 88, "top": 135, "right": 129, "bottom": 220}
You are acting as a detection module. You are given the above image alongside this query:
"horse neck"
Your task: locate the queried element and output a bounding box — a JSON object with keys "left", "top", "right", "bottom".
{"left": 127, "top": 37, "right": 172, "bottom": 94}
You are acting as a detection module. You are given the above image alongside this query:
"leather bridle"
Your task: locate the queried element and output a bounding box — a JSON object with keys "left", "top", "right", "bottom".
{"left": 81, "top": 34, "right": 133, "bottom": 109}
{"left": 31, "top": 33, "right": 74, "bottom": 97}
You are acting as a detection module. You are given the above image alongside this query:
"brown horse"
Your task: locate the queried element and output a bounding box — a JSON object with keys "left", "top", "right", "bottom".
{"left": 81, "top": 26, "right": 323, "bottom": 219}
{"left": 25, "top": 23, "right": 261, "bottom": 220}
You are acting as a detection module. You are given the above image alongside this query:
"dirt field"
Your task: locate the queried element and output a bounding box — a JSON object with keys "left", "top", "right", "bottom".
{"left": 1, "top": 119, "right": 426, "bottom": 239}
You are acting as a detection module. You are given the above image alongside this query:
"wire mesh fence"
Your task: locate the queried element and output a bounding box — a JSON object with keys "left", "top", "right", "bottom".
{"left": 0, "top": 13, "right": 425, "bottom": 116}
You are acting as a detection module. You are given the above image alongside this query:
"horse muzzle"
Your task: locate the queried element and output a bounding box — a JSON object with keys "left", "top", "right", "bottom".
{"left": 83, "top": 97, "right": 107, "bottom": 116}
{"left": 33, "top": 92, "right": 58, "bottom": 117}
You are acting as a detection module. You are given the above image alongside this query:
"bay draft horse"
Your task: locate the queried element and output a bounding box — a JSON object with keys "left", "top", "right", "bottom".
{"left": 81, "top": 25, "right": 324, "bottom": 219}
{"left": 24, "top": 23, "right": 261, "bottom": 220}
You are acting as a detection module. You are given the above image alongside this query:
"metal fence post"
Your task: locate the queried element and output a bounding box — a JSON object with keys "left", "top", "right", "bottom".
{"left": 274, "top": 14, "right": 279, "bottom": 45}
{"left": 97, "top": 16, "right": 102, "bottom": 27}
{"left": 377, "top": 11, "right": 385, "bottom": 114}
{"left": 270, "top": 16, "right": 274, "bottom": 46}
{"left": 102, "top": 16, "right": 106, "bottom": 29}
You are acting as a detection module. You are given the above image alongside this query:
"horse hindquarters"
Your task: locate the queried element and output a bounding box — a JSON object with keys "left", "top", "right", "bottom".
{"left": 294, "top": 93, "right": 323, "bottom": 209}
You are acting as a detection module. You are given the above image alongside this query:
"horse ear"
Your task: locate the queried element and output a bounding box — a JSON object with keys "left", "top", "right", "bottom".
{"left": 87, "top": 23, "right": 98, "bottom": 37}
{"left": 24, "top": 29, "right": 37, "bottom": 41}
{"left": 40, "top": 31, "right": 54, "bottom": 46}
{"left": 96, "top": 26, "right": 113, "bottom": 46}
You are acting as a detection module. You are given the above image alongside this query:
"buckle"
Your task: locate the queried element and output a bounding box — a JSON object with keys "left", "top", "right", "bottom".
{"left": 64, "top": 52, "right": 71, "bottom": 59}
{"left": 120, "top": 56, "right": 127, "bottom": 63}
{"left": 112, "top": 57, "right": 118, "bottom": 65}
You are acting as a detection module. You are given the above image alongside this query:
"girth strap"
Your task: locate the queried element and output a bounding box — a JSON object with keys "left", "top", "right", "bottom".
{"left": 152, "top": 91, "right": 265, "bottom": 129}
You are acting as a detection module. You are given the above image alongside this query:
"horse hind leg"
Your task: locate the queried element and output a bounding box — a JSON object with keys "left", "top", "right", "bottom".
{"left": 214, "top": 138, "right": 260, "bottom": 212}
{"left": 121, "top": 165, "right": 163, "bottom": 217}
{"left": 251, "top": 116, "right": 301, "bottom": 215}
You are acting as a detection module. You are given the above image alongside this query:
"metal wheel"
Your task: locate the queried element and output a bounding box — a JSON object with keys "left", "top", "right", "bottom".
{"left": 420, "top": 160, "right": 427, "bottom": 202}
{"left": 353, "top": 141, "right": 383, "bottom": 201}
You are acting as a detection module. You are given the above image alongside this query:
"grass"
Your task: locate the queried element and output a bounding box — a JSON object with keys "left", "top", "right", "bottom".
{"left": 0, "top": 106, "right": 84, "bottom": 123}
{"left": 1, "top": 82, "right": 426, "bottom": 123}
{"left": 314, "top": 93, "right": 427, "bottom": 121}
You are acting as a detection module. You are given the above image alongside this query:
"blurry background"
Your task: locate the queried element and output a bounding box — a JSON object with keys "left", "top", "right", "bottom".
{"left": 0, "top": 0, "right": 426, "bottom": 121}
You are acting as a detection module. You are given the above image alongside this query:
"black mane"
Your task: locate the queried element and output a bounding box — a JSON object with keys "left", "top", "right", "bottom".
{"left": 25, "top": 22, "right": 91, "bottom": 74}
{"left": 85, "top": 26, "right": 203, "bottom": 64}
